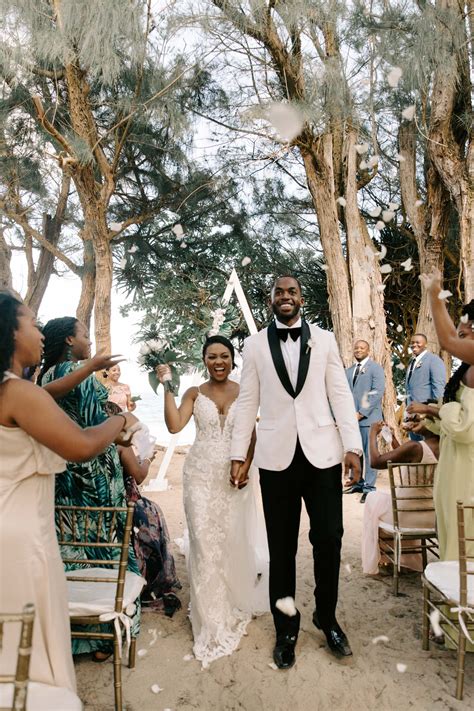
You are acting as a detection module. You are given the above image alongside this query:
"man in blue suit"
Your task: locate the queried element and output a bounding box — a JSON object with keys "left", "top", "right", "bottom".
{"left": 346, "top": 340, "right": 385, "bottom": 502}
{"left": 405, "top": 333, "right": 446, "bottom": 440}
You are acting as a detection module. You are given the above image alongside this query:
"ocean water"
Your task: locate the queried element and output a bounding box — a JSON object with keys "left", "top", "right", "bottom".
{"left": 131, "top": 383, "right": 196, "bottom": 446}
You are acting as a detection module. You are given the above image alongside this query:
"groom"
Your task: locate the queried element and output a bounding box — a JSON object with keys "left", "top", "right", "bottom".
{"left": 231, "top": 276, "right": 362, "bottom": 669}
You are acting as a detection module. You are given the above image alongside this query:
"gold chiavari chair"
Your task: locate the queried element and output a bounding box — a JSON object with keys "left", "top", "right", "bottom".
{"left": 379, "top": 462, "right": 438, "bottom": 595}
{"left": 422, "top": 501, "right": 474, "bottom": 700}
{"left": 0, "top": 604, "right": 81, "bottom": 710}
{"left": 55, "top": 503, "right": 144, "bottom": 711}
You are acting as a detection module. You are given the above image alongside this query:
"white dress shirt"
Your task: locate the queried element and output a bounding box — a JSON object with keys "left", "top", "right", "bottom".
{"left": 352, "top": 356, "right": 369, "bottom": 383}
{"left": 275, "top": 317, "right": 302, "bottom": 390}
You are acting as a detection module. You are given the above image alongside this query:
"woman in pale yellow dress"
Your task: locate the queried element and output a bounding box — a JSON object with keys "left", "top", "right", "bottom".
{"left": 0, "top": 293, "right": 137, "bottom": 693}
{"left": 420, "top": 272, "right": 474, "bottom": 561}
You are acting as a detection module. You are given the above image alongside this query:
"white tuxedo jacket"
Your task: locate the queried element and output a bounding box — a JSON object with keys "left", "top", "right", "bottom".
{"left": 231, "top": 321, "right": 362, "bottom": 471}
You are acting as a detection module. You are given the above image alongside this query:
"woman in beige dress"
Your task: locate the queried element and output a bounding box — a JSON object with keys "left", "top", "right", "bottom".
{"left": 0, "top": 293, "right": 137, "bottom": 693}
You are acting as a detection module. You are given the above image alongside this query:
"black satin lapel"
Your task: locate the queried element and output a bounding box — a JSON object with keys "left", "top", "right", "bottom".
{"left": 295, "top": 320, "right": 311, "bottom": 397}
{"left": 267, "top": 322, "right": 295, "bottom": 398}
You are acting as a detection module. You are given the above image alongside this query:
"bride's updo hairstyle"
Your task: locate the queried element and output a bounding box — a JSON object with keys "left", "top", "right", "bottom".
{"left": 202, "top": 335, "right": 236, "bottom": 369}
{"left": 0, "top": 292, "right": 23, "bottom": 382}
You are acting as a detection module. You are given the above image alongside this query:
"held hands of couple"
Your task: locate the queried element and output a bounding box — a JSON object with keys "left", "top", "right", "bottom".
{"left": 343, "top": 452, "right": 361, "bottom": 488}
{"left": 230, "top": 461, "right": 250, "bottom": 489}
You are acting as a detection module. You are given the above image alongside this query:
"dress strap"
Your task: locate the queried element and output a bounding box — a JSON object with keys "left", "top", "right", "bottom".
{"left": 2, "top": 370, "right": 20, "bottom": 383}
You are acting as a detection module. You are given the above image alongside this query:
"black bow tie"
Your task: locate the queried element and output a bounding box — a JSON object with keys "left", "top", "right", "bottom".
{"left": 278, "top": 327, "right": 301, "bottom": 342}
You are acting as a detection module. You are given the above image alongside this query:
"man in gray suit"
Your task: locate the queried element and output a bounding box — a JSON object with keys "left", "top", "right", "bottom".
{"left": 405, "top": 333, "right": 446, "bottom": 440}
{"left": 346, "top": 340, "right": 385, "bottom": 502}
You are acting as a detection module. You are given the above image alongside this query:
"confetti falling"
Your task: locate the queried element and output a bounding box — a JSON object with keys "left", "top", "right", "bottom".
{"left": 396, "top": 362, "right": 406, "bottom": 370}
{"left": 382, "top": 210, "right": 395, "bottom": 222}
{"left": 396, "top": 663, "right": 407, "bottom": 673}
{"left": 438, "top": 290, "right": 453, "bottom": 300}
{"left": 172, "top": 223, "right": 184, "bottom": 237}
{"left": 372, "top": 635, "right": 389, "bottom": 644}
{"left": 375, "top": 221, "right": 385, "bottom": 230}
{"left": 415, "top": 199, "right": 424, "bottom": 207}
{"left": 355, "top": 142, "right": 369, "bottom": 154}
{"left": 180, "top": 241, "right": 187, "bottom": 248}
{"left": 137, "top": 649, "right": 148, "bottom": 658}
{"left": 266, "top": 102, "right": 304, "bottom": 141}
{"left": 377, "top": 284, "right": 386, "bottom": 292}
{"left": 368, "top": 155, "right": 380, "bottom": 168}
{"left": 369, "top": 206, "right": 382, "bottom": 217}
{"left": 275, "top": 597, "right": 297, "bottom": 617}
{"left": 119, "top": 258, "right": 127, "bottom": 269}
{"left": 360, "top": 160, "right": 368, "bottom": 170}
{"left": 387, "top": 66, "right": 403, "bottom": 88}
{"left": 460, "top": 314, "right": 469, "bottom": 323}
{"left": 241, "top": 256, "right": 251, "bottom": 266}
{"left": 151, "top": 684, "right": 163, "bottom": 694}
{"left": 128, "top": 245, "right": 138, "bottom": 253}
{"left": 183, "top": 654, "right": 194, "bottom": 661}
{"left": 336, "top": 196, "right": 347, "bottom": 206}
{"left": 377, "top": 245, "right": 387, "bottom": 260}
{"left": 380, "top": 264, "right": 392, "bottom": 274}
{"left": 321, "top": 264, "right": 329, "bottom": 271}
{"left": 109, "top": 222, "right": 122, "bottom": 232}
{"left": 402, "top": 105, "right": 416, "bottom": 121}
{"left": 388, "top": 202, "right": 400, "bottom": 211}
{"left": 395, "top": 153, "right": 406, "bottom": 162}
{"left": 396, "top": 325, "right": 403, "bottom": 332}
{"left": 400, "top": 257, "right": 413, "bottom": 271}
{"left": 361, "top": 392, "right": 370, "bottom": 409}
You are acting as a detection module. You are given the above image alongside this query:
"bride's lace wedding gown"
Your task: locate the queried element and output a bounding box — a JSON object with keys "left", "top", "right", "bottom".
{"left": 183, "top": 392, "right": 269, "bottom": 668}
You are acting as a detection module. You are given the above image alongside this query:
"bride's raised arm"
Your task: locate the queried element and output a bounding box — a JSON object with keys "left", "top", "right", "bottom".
{"left": 156, "top": 364, "right": 196, "bottom": 433}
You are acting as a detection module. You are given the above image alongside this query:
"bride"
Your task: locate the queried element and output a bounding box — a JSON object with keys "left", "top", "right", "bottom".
{"left": 156, "top": 335, "right": 269, "bottom": 667}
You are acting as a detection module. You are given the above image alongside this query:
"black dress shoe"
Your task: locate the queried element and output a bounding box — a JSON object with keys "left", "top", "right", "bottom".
{"left": 273, "top": 634, "right": 297, "bottom": 669}
{"left": 312, "top": 612, "right": 352, "bottom": 657}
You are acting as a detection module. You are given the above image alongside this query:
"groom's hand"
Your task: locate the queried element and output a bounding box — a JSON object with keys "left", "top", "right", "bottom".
{"left": 343, "top": 452, "right": 361, "bottom": 487}
{"left": 230, "top": 460, "right": 249, "bottom": 489}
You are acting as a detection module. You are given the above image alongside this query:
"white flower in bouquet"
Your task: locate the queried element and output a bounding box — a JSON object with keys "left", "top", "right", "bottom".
{"left": 147, "top": 338, "right": 168, "bottom": 352}
{"left": 139, "top": 343, "right": 151, "bottom": 356}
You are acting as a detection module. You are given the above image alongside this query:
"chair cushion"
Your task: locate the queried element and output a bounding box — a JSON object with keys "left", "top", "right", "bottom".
{"left": 0, "top": 681, "right": 82, "bottom": 710}
{"left": 379, "top": 521, "right": 436, "bottom": 536}
{"left": 424, "top": 561, "right": 474, "bottom": 605}
{"left": 66, "top": 568, "right": 145, "bottom": 617}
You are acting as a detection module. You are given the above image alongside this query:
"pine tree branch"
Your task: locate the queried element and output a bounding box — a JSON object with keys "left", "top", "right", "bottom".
{"left": 31, "top": 95, "right": 74, "bottom": 155}
{"left": 0, "top": 198, "right": 81, "bottom": 275}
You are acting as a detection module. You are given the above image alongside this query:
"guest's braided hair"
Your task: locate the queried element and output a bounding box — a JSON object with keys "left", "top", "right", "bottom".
{"left": 38, "top": 316, "right": 78, "bottom": 385}
{"left": 0, "top": 292, "right": 23, "bottom": 383}
{"left": 443, "top": 299, "right": 474, "bottom": 404}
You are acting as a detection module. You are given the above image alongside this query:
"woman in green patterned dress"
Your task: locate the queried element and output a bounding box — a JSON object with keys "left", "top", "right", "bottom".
{"left": 39, "top": 317, "right": 141, "bottom": 660}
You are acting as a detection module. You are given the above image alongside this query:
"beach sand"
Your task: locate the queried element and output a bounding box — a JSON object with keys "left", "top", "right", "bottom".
{"left": 75, "top": 450, "right": 473, "bottom": 710}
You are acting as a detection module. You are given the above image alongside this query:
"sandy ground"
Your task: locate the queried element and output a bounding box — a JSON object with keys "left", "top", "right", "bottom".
{"left": 76, "top": 450, "right": 473, "bottom": 711}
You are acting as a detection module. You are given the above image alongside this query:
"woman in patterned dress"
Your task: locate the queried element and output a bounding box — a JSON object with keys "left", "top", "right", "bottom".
{"left": 39, "top": 317, "right": 141, "bottom": 660}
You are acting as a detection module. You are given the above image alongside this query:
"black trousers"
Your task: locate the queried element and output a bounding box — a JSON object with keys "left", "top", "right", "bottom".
{"left": 259, "top": 440, "right": 343, "bottom": 638}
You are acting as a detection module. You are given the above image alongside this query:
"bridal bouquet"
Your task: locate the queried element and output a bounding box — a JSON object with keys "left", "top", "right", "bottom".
{"left": 137, "top": 335, "right": 184, "bottom": 395}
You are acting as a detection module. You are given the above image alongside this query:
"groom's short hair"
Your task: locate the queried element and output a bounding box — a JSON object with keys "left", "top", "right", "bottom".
{"left": 271, "top": 275, "right": 302, "bottom": 293}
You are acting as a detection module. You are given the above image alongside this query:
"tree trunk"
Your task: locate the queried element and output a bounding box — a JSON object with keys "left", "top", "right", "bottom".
{"left": 343, "top": 129, "right": 398, "bottom": 429}
{"left": 0, "top": 230, "right": 17, "bottom": 293}
{"left": 24, "top": 214, "right": 58, "bottom": 314}
{"left": 76, "top": 238, "right": 96, "bottom": 330}
{"left": 398, "top": 124, "right": 449, "bottom": 349}
{"left": 300, "top": 135, "right": 353, "bottom": 364}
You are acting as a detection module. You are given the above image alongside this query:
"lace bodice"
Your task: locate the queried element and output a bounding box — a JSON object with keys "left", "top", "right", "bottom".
{"left": 192, "top": 392, "right": 237, "bottom": 442}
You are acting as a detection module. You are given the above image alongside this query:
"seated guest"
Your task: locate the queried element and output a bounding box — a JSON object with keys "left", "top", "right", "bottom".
{"left": 361, "top": 421, "right": 439, "bottom": 575}
{"left": 38, "top": 317, "right": 141, "bottom": 661}
{"left": 106, "top": 402, "right": 181, "bottom": 615}
{"left": 0, "top": 293, "right": 136, "bottom": 691}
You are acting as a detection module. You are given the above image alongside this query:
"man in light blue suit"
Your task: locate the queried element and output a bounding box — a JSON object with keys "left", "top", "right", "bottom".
{"left": 345, "top": 340, "right": 385, "bottom": 502}
{"left": 405, "top": 333, "right": 446, "bottom": 440}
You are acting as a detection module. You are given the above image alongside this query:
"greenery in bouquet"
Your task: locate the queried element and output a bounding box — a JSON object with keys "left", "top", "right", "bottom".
{"left": 137, "top": 332, "right": 186, "bottom": 396}
{"left": 135, "top": 297, "right": 241, "bottom": 393}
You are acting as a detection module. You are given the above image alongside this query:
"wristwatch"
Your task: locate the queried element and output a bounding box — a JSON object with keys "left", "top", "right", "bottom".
{"left": 346, "top": 448, "right": 363, "bottom": 457}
